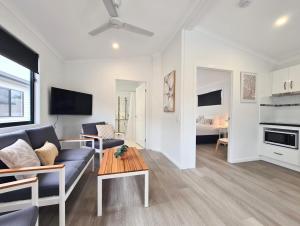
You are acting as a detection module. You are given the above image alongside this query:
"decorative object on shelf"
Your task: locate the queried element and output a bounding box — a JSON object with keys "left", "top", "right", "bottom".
{"left": 240, "top": 72, "right": 257, "bottom": 103}
{"left": 114, "top": 145, "right": 129, "bottom": 159}
{"left": 163, "top": 70, "right": 176, "bottom": 112}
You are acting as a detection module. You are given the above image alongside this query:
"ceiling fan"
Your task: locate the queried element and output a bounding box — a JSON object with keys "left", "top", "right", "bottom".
{"left": 89, "top": 0, "right": 154, "bottom": 37}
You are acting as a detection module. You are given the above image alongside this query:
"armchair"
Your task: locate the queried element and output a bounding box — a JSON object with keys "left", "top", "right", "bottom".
{"left": 0, "top": 177, "right": 39, "bottom": 226}
{"left": 81, "top": 122, "right": 124, "bottom": 157}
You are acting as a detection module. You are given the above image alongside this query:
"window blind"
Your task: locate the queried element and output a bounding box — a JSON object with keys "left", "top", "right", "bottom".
{"left": 0, "top": 26, "right": 39, "bottom": 73}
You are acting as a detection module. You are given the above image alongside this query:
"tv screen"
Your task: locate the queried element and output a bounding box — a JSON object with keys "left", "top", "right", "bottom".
{"left": 198, "top": 90, "right": 222, "bottom": 107}
{"left": 50, "top": 87, "right": 92, "bottom": 115}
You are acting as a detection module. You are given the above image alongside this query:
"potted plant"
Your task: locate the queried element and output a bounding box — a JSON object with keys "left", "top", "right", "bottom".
{"left": 114, "top": 145, "right": 129, "bottom": 159}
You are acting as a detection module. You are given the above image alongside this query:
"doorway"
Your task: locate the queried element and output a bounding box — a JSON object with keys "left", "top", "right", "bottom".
{"left": 196, "top": 67, "right": 232, "bottom": 162}
{"left": 115, "top": 79, "right": 146, "bottom": 149}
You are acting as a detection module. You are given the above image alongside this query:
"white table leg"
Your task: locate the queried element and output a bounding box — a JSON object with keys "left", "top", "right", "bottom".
{"left": 144, "top": 171, "right": 149, "bottom": 207}
{"left": 97, "top": 177, "right": 102, "bottom": 216}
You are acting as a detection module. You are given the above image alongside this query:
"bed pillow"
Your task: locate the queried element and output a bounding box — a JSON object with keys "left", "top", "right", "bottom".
{"left": 35, "top": 141, "right": 59, "bottom": 166}
{"left": 203, "top": 118, "right": 213, "bottom": 125}
{"left": 0, "top": 139, "right": 40, "bottom": 180}
{"left": 196, "top": 115, "right": 205, "bottom": 124}
{"left": 96, "top": 124, "right": 115, "bottom": 139}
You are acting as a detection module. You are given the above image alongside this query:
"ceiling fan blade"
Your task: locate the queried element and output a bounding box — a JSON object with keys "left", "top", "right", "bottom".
{"left": 103, "top": 0, "right": 118, "bottom": 17}
{"left": 89, "top": 22, "right": 112, "bottom": 36}
{"left": 123, "top": 23, "right": 154, "bottom": 37}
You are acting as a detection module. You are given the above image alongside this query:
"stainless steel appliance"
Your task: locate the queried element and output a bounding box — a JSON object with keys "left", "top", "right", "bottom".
{"left": 264, "top": 128, "right": 299, "bottom": 149}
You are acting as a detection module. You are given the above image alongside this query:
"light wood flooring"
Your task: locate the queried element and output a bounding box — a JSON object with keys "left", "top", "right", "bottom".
{"left": 40, "top": 145, "right": 300, "bottom": 226}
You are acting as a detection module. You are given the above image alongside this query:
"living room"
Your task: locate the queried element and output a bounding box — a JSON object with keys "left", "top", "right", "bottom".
{"left": 1, "top": 0, "right": 300, "bottom": 226}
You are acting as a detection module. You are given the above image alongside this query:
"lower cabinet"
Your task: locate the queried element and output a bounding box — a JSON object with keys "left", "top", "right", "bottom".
{"left": 261, "top": 143, "right": 299, "bottom": 165}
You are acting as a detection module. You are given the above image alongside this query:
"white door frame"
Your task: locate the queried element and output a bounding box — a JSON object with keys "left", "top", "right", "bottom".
{"left": 115, "top": 79, "right": 148, "bottom": 149}
{"left": 194, "top": 66, "right": 233, "bottom": 162}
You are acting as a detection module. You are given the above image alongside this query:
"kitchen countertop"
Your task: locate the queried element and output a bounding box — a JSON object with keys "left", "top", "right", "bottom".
{"left": 260, "top": 122, "right": 300, "bottom": 127}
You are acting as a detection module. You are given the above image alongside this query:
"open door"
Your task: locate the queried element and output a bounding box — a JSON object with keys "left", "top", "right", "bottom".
{"left": 135, "top": 83, "right": 146, "bottom": 148}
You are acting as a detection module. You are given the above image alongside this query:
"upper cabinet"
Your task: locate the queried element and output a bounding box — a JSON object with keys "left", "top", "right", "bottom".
{"left": 272, "top": 68, "right": 289, "bottom": 95}
{"left": 272, "top": 65, "right": 300, "bottom": 95}
{"left": 289, "top": 64, "right": 300, "bottom": 93}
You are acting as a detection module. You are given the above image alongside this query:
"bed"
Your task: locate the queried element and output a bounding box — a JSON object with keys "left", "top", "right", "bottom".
{"left": 196, "top": 123, "right": 219, "bottom": 144}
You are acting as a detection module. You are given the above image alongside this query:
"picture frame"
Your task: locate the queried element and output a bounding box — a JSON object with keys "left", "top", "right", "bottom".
{"left": 240, "top": 72, "right": 257, "bottom": 103}
{"left": 163, "top": 71, "right": 176, "bottom": 112}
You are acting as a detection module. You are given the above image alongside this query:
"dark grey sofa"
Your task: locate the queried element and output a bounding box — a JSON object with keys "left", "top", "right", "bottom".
{"left": 81, "top": 122, "right": 124, "bottom": 151}
{"left": 0, "top": 125, "right": 95, "bottom": 226}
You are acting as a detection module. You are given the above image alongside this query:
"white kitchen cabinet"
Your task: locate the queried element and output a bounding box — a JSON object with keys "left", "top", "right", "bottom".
{"left": 272, "top": 68, "right": 290, "bottom": 95}
{"left": 289, "top": 64, "right": 300, "bottom": 93}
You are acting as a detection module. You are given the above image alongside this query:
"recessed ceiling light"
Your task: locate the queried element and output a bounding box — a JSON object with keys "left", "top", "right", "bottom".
{"left": 274, "top": 16, "right": 289, "bottom": 27}
{"left": 112, "top": 42, "right": 119, "bottom": 49}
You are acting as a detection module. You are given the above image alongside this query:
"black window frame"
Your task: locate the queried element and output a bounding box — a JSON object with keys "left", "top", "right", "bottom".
{"left": 0, "top": 71, "right": 35, "bottom": 128}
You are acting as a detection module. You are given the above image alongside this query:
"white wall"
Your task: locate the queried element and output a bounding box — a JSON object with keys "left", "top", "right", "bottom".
{"left": 0, "top": 2, "right": 64, "bottom": 136}
{"left": 62, "top": 56, "right": 158, "bottom": 149}
{"left": 149, "top": 54, "right": 163, "bottom": 152}
{"left": 181, "top": 29, "right": 275, "bottom": 166}
{"left": 160, "top": 32, "right": 183, "bottom": 167}
{"left": 196, "top": 68, "right": 230, "bottom": 121}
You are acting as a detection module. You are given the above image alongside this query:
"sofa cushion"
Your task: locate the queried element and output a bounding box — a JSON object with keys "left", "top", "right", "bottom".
{"left": 86, "top": 139, "right": 124, "bottom": 149}
{"left": 0, "top": 206, "right": 38, "bottom": 226}
{"left": 0, "top": 131, "right": 33, "bottom": 184}
{"left": 103, "top": 139, "right": 124, "bottom": 149}
{"left": 0, "top": 160, "right": 84, "bottom": 202}
{"left": 0, "top": 131, "right": 32, "bottom": 150}
{"left": 26, "top": 126, "right": 61, "bottom": 150}
{"left": 82, "top": 122, "right": 105, "bottom": 135}
{"left": 55, "top": 148, "right": 94, "bottom": 163}
{"left": 38, "top": 160, "right": 84, "bottom": 197}
{"left": 35, "top": 141, "right": 59, "bottom": 166}
{"left": 0, "top": 139, "right": 40, "bottom": 180}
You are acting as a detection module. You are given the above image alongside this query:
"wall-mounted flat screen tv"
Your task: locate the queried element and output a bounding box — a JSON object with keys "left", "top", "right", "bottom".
{"left": 50, "top": 87, "right": 92, "bottom": 115}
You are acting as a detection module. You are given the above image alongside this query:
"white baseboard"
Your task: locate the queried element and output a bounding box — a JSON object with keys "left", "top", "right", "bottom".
{"left": 228, "top": 156, "right": 260, "bottom": 163}
{"left": 260, "top": 156, "right": 300, "bottom": 172}
{"left": 147, "top": 149, "right": 161, "bottom": 153}
{"left": 161, "top": 152, "right": 181, "bottom": 169}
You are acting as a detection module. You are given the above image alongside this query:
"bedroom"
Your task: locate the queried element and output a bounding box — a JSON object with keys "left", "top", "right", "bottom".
{"left": 196, "top": 67, "right": 231, "bottom": 161}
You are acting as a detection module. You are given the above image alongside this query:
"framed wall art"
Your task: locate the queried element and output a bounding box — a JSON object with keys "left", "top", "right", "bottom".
{"left": 240, "top": 72, "right": 257, "bottom": 103}
{"left": 163, "top": 71, "right": 176, "bottom": 112}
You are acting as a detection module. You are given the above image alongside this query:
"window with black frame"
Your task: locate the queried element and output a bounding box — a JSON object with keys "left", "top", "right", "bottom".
{"left": 0, "top": 27, "right": 38, "bottom": 127}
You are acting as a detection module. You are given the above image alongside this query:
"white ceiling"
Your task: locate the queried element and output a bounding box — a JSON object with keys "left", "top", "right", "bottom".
{"left": 3, "top": 0, "right": 300, "bottom": 63}
{"left": 2, "top": 0, "right": 196, "bottom": 60}
{"left": 194, "top": 0, "right": 300, "bottom": 63}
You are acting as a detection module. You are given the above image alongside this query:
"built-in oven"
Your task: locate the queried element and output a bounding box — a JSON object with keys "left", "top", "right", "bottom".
{"left": 264, "top": 128, "right": 299, "bottom": 149}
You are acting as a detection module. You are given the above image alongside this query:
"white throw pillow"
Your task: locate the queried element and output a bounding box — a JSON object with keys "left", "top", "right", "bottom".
{"left": 96, "top": 124, "right": 115, "bottom": 139}
{"left": 0, "top": 139, "right": 40, "bottom": 180}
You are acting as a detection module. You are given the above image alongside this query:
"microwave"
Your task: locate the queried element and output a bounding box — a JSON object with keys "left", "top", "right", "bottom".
{"left": 264, "top": 128, "right": 299, "bottom": 149}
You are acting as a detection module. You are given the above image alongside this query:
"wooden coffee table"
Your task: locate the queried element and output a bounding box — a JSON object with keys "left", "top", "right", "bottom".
{"left": 97, "top": 147, "right": 149, "bottom": 216}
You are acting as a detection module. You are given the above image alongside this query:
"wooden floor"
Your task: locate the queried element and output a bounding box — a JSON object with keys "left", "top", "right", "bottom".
{"left": 40, "top": 145, "right": 300, "bottom": 226}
